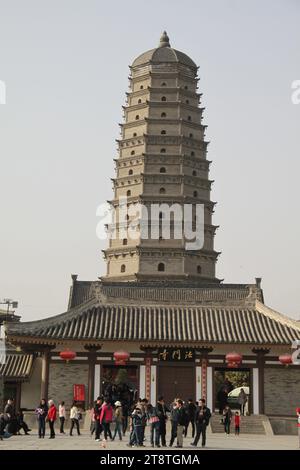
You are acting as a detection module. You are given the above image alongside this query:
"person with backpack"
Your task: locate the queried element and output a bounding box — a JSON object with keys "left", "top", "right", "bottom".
{"left": 146, "top": 403, "right": 161, "bottom": 447}
{"left": 112, "top": 401, "right": 123, "bottom": 441}
{"left": 100, "top": 398, "right": 113, "bottom": 440}
{"left": 190, "top": 398, "right": 211, "bottom": 448}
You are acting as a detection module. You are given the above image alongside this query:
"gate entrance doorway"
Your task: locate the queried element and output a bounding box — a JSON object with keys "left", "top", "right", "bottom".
{"left": 214, "top": 368, "right": 251, "bottom": 414}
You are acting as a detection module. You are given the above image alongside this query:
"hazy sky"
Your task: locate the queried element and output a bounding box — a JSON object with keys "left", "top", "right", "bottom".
{"left": 0, "top": 0, "right": 299, "bottom": 322}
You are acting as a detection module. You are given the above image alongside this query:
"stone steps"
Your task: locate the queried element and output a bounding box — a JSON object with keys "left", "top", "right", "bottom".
{"left": 210, "top": 414, "right": 266, "bottom": 434}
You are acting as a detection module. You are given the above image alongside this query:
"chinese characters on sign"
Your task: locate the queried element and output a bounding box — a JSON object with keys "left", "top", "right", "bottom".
{"left": 158, "top": 348, "right": 195, "bottom": 362}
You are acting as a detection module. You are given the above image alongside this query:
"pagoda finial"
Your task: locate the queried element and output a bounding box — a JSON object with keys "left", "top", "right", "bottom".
{"left": 158, "top": 31, "right": 170, "bottom": 48}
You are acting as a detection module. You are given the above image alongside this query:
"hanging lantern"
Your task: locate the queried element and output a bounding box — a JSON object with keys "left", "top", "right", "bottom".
{"left": 59, "top": 349, "right": 76, "bottom": 362}
{"left": 113, "top": 350, "right": 130, "bottom": 365}
{"left": 226, "top": 351, "right": 242, "bottom": 368}
{"left": 279, "top": 354, "right": 292, "bottom": 366}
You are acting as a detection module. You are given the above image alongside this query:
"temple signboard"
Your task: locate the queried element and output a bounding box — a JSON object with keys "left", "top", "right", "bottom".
{"left": 158, "top": 348, "right": 195, "bottom": 362}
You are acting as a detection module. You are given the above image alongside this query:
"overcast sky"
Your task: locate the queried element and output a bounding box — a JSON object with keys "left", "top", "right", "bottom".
{"left": 0, "top": 0, "right": 299, "bottom": 321}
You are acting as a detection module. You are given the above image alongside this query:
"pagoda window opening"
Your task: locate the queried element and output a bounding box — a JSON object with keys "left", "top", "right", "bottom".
{"left": 161, "top": 130, "right": 166, "bottom": 135}
{"left": 161, "top": 82, "right": 167, "bottom": 86}
{"left": 197, "top": 265, "right": 202, "bottom": 274}
{"left": 193, "top": 190, "right": 198, "bottom": 197}
{"left": 138, "top": 99, "right": 142, "bottom": 104}
{"left": 123, "top": 239, "right": 128, "bottom": 246}
{"left": 160, "top": 167, "right": 166, "bottom": 173}
{"left": 192, "top": 170, "right": 197, "bottom": 176}
{"left": 140, "top": 85, "right": 144, "bottom": 90}
{"left": 128, "top": 169, "right": 133, "bottom": 175}
{"left": 161, "top": 112, "right": 167, "bottom": 118}
{"left": 188, "top": 116, "right": 192, "bottom": 121}
{"left": 135, "top": 115, "right": 140, "bottom": 120}
{"left": 131, "top": 150, "right": 135, "bottom": 155}
{"left": 161, "top": 96, "right": 167, "bottom": 102}
{"left": 158, "top": 262, "right": 165, "bottom": 272}
{"left": 160, "top": 148, "right": 166, "bottom": 153}
{"left": 159, "top": 187, "right": 166, "bottom": 194}
{"left": 186, "top": 100, "right": 190, "bottom": 104}
{"left": 184, "top": 86, "right": 188, "bottom": 90}
{"left": 191, "top": 151, "right": 195, "bottom": 156}
{"left": 121, "top": 264, "right": 126, "bottom": 273}
{"left": 133, "top": 132, "right": 137, "bottom": 137}
{"left": 127, "top": 190, "right": 131, "bottom": 196}
{"left": 189, "top": 133, "right": 193, "bottom": 138}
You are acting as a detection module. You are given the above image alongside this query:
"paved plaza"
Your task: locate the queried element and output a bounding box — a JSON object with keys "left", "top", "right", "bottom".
{"left": 1, "top": 429, "right": 299, "bottom": 451}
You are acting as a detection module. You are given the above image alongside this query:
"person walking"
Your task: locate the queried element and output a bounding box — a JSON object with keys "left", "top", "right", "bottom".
{"left": 59, "top": 401, "right": 66, "bottom": 434}
{"left": 131, "top": 406, "right": 143, "bottom": 446}
{"left": 100, "top": 398, "right": 113, "bottom": 440}
{"left": 146, "top": 403, "right": 160, "bottom": 448}
{"left": 112, "top": 401, "right": 123, "bottom": 441}
{"left": 16, "top": 409, "right": 31, "bottom": 435}
{"left": 35, "top": 399, "right": 48, "bottom": 438}
{"left": 47, "top": 400, "right": 57, "bottom": 439}
{"left": 237, "top": 388, "right": 248, "bottom": 416}
{"left": 184, "top": 399, "right": 196, "bottom": 438}
{"left": 157, "top": 396, "right": 168, "bottom": 446}
{"left": 175, "top": 399, "right": 186, "bottom": 448}
{"left": 69, "top": 401, "right": 81, "bottom": 436}
{"left": 94, "top": 397, "right": 103, "bottom": 441}
{"left": 234, "top": 411, "right": 241, "bottom": 435}
{"left": 190, "top": 398, "right": 211, "bottom": 448}
{"left": 223, "top": 405, "right": 232, "bottom": 435}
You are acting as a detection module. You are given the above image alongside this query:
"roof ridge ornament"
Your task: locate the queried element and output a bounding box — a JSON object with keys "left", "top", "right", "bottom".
{"left": 158, "top": 31, "right": 170, "bottom": 48}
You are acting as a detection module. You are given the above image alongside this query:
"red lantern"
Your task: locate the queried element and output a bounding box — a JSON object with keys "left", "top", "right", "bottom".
{"left": 59, "top": 349, "right": 76, "bottom": 362}
{"left": 113, "top": 350, "right": 130, "bottom": 365}
{"left": 226, "top": 351, "right": 242, "bottom": 368}
{"left": 279, "top": 354, "right": 292, "bottom": 366}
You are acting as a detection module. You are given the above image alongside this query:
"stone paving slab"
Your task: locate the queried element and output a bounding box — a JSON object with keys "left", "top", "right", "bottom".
{"left": 1, "top": 431, "right": 299, "bottom": 450}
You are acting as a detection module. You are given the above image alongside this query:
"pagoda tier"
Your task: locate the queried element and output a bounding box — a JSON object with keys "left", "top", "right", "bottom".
{"left": 102, "top": 32, "right": 220, "bottom": 283}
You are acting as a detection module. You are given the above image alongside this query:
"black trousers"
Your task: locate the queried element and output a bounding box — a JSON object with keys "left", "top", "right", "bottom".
{"left": 38, "top": 418, "right": 46, "bottom": 437}
{"left": 193, "top": 422, "right": 207, "bottom": 446}
{"left": 70, "top": 418, "right": 80, "bottom": 435}
{"left": 169, "top": 421, "right": 177, "bottom": 447}
{"left": 159, "top": 420, "right": 166, "bottom": 446}
{"left": 102, "top": 422, "right": 112, "bottom": 440}
{"left": 59, "top": 416, "right": 65, "bottom": 433}
{"left": 49, "top": 420, "right": 55, "bottom": 438}
{"left": 184, "top": 418, "right": 195, "bottom": 437}
{"left": 95, "top": 420, "right": 102, "bottom": 440}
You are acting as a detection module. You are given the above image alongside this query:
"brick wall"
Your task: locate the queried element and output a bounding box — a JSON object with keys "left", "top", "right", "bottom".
{"left": 48, "top": 362, "right": 88, "bottom": 407}
{"left": 264, "top": 367, "right": 300, "bottom": 416}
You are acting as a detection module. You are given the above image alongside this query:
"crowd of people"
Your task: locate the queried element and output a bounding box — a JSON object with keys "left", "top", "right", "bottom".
{"left": 1, "top": 395, "right": 238, "bottom": 447}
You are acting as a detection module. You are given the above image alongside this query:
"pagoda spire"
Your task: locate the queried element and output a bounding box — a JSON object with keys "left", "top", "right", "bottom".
{"left": 158, "top": 31, "right": 170, "bottom": 48}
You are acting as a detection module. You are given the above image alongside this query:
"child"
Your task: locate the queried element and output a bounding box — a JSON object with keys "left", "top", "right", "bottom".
{"left": 234, "top": 411, "right": 240, "bottom": 436}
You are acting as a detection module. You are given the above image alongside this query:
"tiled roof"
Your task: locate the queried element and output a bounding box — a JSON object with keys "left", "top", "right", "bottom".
{"left": 6, "top": 301, "right": 300, "bottom": 346}
{"left": 0, "top": 353, "right": 34, "bottom": 380}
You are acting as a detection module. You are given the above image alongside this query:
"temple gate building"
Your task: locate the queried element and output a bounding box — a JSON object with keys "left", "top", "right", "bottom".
{"left": 3, "top": 33, "right": 300, "bottom": 424}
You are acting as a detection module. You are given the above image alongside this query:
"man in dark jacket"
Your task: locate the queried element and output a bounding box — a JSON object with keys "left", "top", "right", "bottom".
{"left": 156, "top": 396, "right": 168, "bottom": 446}
{"left": 184, "top": 398, "right": 196, "bottom": 438}
{"left": 190, "top": 398, "right": 211, "bottom": 447}
{"left": 175, "top": 399, "right": 186, "bottom": 448}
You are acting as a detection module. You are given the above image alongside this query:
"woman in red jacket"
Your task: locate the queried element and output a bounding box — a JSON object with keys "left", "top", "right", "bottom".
{"left": 47, "top": 400, "right": 57, "bottom": 439}
{"left": 100, "top": 399, "right": 113, "bottom": 440}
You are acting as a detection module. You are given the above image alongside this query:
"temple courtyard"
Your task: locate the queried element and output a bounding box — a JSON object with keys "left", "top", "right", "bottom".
{"left": 1, "top": 430, "right": 299, "bottom": 451}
